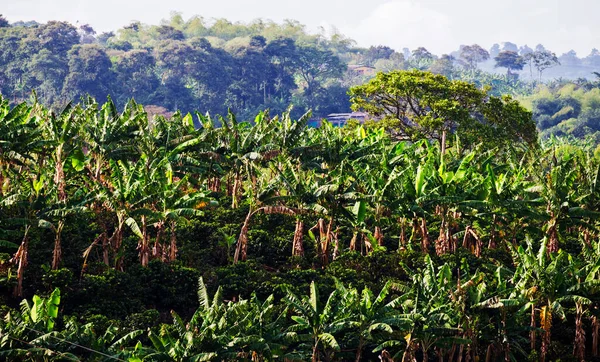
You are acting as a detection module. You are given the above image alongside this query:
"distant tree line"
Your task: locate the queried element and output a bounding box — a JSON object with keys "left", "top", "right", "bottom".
{"left": 0, "top": 13, "right": 599, "bottom": 120}
{"left": 0, "top": 14, "right": 350, "bottom": 119}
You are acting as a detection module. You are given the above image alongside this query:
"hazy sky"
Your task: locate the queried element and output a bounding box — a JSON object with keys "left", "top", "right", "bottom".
{"left": 2, "top": 0, "right": 599, "bottom": 56}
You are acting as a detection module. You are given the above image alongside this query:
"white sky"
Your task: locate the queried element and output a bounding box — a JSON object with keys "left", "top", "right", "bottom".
{"left": 2, "top": 0, "right": 599, "bottom": 56}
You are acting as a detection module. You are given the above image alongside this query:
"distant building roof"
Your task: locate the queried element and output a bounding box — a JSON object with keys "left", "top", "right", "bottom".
{"left": 321, "top": 112, "right": 369, "bottom": 127}
{"left": 348, "top": 64, "right": 376, "bottom": 70}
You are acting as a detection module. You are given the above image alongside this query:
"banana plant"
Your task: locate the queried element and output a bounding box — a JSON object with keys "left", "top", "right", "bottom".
{"left": 510, "top": 239, "right": 583, "bottom": 362}
{"left": 284, "top": 281, "right": 346, "bottom": 362}
{"left": 0, "top": 288, "right": 70, "bottom": 360}
{"left": 336, "top": 281, "right": 410, "bottom": 362}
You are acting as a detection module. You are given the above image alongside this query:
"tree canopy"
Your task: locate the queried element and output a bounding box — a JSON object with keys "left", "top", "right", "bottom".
{"left": 349, "top": 70, "right": 537, "bottom": 149}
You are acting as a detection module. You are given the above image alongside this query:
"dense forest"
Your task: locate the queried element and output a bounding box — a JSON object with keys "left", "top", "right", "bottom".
{"left": 1, "top": 66, "right": 600, "bottom": 361}
{"left": 2, "top": 13, "right": 600, "bottom": 142}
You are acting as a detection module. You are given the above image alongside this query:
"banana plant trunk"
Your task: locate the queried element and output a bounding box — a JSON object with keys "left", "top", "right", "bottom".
{"left": 51, "top": 220, "right": 65, "bottom": 270}
{"left": 112, "top": 216, "right": 125, "bottom": 271}
{"left": 231, "top": 172, "right": 241, "bottom": 209}
{"left": 332, "top": 227, "right": 340, "bottom": 260}
{"left": 139, "top": 215, "right": 150, "bottom": 267}
{"left": 319, "top": 218, "right": 330, "bottom": 265}
{"left": 350, "top": 231, "right": 358, "bottom": 251}
{"left": 574, "top": 303, "right": 585, "bottom": 362}
{"left": 355, "top": 337, "right": 364, "bottom": 362}
{"left": 12, "top": 225, "right": 30, "bottom": 297}
{"left": 312, "top": 338, "right": 319, "bottom": 362}
{"left": 593, "top": 316, "right": 599, "bottom": 356}
{"left": 95, "top": 206, "right": 110, "bottom": 266}
{"left": 547, "top": 216, "right": 559, "bottom": 254}
{"left": 292, "top": 219, "right": 304, "bottom": 257}
{"left": 420, "top": 217, "right": 430, "bottom": 253}
{"left": 153, "top": 221, "right": 164, "bottom": 260}
{"left": 169, "top": 220, "right": 178, "bottom": 262}
{"left": 101, "top": 231, "right": 110, "bottom": 266}
{"left": 485, "top": 344, "right": 493, "bottom": 362}
{"left": 374, "top": 225, "right": 384, "bottom": 246}
{"left": 540, "top": 304, "right": 552, "bottom": 362}
{"left": 54, "top": 145, "right": 66, "bottom": 202}
{"left": 441, "top": 128, "right": 447, "bottom": 156}
{"left": 399, "top": 217, "right": 406, "bottom": 249}
{"left": 502, "top": 310, "right": 510, "bottom": 362}
{"left": 234, "top": 207, "right": 253, "bottom": 263}
{"left": 530, "top": 303, "right": 536, "bottom": 352}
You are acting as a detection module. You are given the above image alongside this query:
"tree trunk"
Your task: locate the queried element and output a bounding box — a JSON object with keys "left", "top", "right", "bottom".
{"left": 488, "top": 214, "right": 497, "bottom": 249}
{"left": 332, "top": 227, "right": 340, "bottom": 260}
{"left": 593, "top": 315, "right": 599, "bottom": 357}
{"left": 440, "top": 128, "right": 447, "bottom": 156}
{"left": 112, "top": 217, "right": 125, "bottom": 271}
{"left": 355, "top": 337, "right": 364, "bottom": 362}
{"left": 540, "top": 305, "right": 551, "bottom": 362}
{"left": 349, "top": 232, "right": 358, "bottom": 251}
{"left": 54, "top": 145, "right": 66, "bottom": 202}
{"left": 153, "top": 221, "right": 164, "bottom": 260}
{"left": 485, "top": 344, "right": 493, "bottom": 362}
{"left": 231, "top": 172, "right": 241, "bottom": 209}
{"left": 420, "top": 217, "right": 429, "bottom": 253}
{"left": 169, "top": 220, "right": 178, "bottom": 262}
{"left": 312, "top": 338, "right": 319, "bottom": 362}
{"left": 530, "top": 303, "right": 536, "bottom": 352}
{"left": 51, "top": 220, "right": 64, "bottom": 270}
{"left": 292, "top": 219, "right": 304, "bottom": 257}
{"left": 374, "top": 225, "right": 384, "bottom": 247}
{"left": 574, "top": 303, "right": 585, "bottom": 362}
{"left": 547, "top": 218, "right": 559, "bottom": 254}
{"left": 234, "top": 207, "right": 253, "bottom": 263}
{"left": 139, "top": 215, "right": 150, "bottom": 267}
{"left": 399, "top": 217, "right": 406, "bottom": 250}
{"left": 12, "top": 225, "right": 30, "bottom": 297}
{"left": 320, "top": 218, "right": 329, "bottom": 265}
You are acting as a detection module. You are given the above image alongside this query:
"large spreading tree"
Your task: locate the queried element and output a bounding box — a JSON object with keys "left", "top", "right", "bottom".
{"left": 348, "top": 70, "right": 537, "bottom": 153}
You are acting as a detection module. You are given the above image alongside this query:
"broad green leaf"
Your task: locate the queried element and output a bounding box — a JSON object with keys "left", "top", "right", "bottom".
{"left": 71, "top": 148, "right": 85, "bottom": 172}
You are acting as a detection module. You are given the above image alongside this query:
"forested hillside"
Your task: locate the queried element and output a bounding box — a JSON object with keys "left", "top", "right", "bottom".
{"left": 2, "top": 12, "right": 600, "bottom": 141}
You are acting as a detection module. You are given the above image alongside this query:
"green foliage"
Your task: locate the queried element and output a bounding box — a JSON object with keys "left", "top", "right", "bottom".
{"left": 349, "top": 70, "right": 537, "bottom": 148}
{"left": 1, "top": 81, "right": 600, "bottom": 361}
{"left": 522, "top": 82, "right": 600, "bottom": 140}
